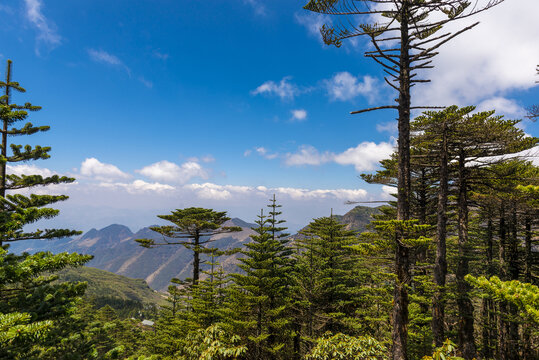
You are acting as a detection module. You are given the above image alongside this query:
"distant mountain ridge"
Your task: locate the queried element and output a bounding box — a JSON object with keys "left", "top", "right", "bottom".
{"left": 8, "top": 207, "right": 379, "bottom": 291}
{"left": 9, "top": 218, "right": 255, "bottom": 291}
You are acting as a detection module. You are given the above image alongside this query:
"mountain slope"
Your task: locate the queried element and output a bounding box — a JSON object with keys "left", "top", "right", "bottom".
{"left": 10, "top": 218, "right": 256, "bottom": 291}
{"left": 8, "top": 207, "right": 379, "bottom": 291}
{"left": 57, "top": 266, "right": 163, "bottom": 305}
{"left": 290, "top": 205, "right": 381, "bottom": 239}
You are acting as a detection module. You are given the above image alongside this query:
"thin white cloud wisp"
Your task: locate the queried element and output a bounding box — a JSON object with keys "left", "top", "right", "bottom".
{"left": 24, "top": 0, "right": 61, "bottom": 54}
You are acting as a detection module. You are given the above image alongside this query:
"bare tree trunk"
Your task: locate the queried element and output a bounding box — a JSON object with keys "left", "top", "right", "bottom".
{"left": 507, "top": 205, "right": 520, "bottom": 357}
{"left": 522, "top": 215, "right": 533, "bottom": 359}
{"left": 497, "top": 301, "right": 509, "bottom": 360}
{"left": 456, "top": 151, "right": 476, "bottom": 359}
{"left": 432, "top": 121, "right": 448, "bottom": 348}
{"left": 392, "top": 3, "right": 411, "bottom": 359}
{"left": 481, "top": 215, "right": 494, "bottom": 359}
{"left": 193, "top": 233, "right": 200, "bottom": 286}
{"left": 497, "top": 204, "right": 509, "bottom": 360}
{"left": 524, "top": 215, "right": 532, "bottom": 283}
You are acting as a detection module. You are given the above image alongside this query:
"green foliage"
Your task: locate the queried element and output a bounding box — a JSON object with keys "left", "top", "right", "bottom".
{"left": 466, "top": 275, "right": 539, "bottom": 323}
{"left": 293, "top": 216, "right": 363, "bottom": 338}
{"left": 56, "top": 266, "right": 162, "bottom": 318}
{"left": 179, "top": 324, "right": 247, "bottom": 360}
{"left": 135, "top": 207, "right": 240, "bottom": 286}
{"left": 304, "top": 332, "right": 387, "bottom": 360}
{"left": 422, "top": 339, "right": 464, "bottom": 360}
{"left": 27, "top": 300, "right": 151, "bottom": 359}
{"left": 0, "top": 60, "right": 81, "bottom": 245}
{"left": 136, "top": 207, "right": 240, "bottom": 249}
{"left": 0, "top": 311, "right": 52, "bottom": 345}
{"left": 227, "top": 197, "right": 294, "bottom": 358}
{"left": 0, "top": 247, "right": 92, "bottom": 358}
{"left": 0, "top": 60, "right": 94, "bottom": 359}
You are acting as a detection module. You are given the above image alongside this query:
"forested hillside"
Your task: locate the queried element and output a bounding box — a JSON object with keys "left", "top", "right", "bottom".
{"left": 1, "top": 1, "right": 538, "bottom": 360}
{"left": 56, "top": 267, "right": 164, "bottom": 316}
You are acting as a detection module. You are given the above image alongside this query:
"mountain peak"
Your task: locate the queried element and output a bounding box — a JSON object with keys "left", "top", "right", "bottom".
{"left": 225, "top": 218, "right": 255, "bottom": 229}
{"left": 99, "top": 224, "right": 133, "bottom": 234}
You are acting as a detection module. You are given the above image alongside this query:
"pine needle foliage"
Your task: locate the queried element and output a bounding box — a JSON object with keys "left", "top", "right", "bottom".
{"left": 136, "top": 207, "right": 241, "bottom": 285}
{"left": 293, "top": 216, "right": 362, "bottom": 342}
{"left": 228, "top": 197, "right": 294, "bottom": 359}
{"left": 301, "top": 2, "right": 506, "bottom": 357}
{"left": 0, "top": 60, "right": 91, "bottom": 359}
{"left": 0, "top": 60, "right": 80, "bottom": 245}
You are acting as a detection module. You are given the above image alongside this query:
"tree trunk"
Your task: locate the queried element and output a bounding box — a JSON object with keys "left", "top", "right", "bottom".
{"left": 524, "top": 215, "right": 532, "bottom": 283}
{"left": 508, "top": 205, "right": 519, "bottom": 280}
{"left": 392, "top": 3, "right": 411, "bottom": 359}
{"left": 481, "top": 215, "right": 494, "bottom": 359}
{"left": 193, "top": 233, "right": 200, "bottom": 286}
{"left": 499, "top": 204, "right": 507, "bottom": 279}
{"left": 507, "top": 205, "right": 520, "bottom": 356}
{"left": 522, "top": 215, "right": 533, "bottom": 359}
{"left": 0, "top": 60, "right": 11, "bottom": 247}
{"left": 432, "top": 120, "right": 448, "bottom": 348}
{"left": 497, "top": 204, "right": 510, "bottom": 360}
{"left": 456, "top": 150, "right": 476, "bottom": 359}
{"left": 497, "top": 301, "right": 509, "bottom": 360}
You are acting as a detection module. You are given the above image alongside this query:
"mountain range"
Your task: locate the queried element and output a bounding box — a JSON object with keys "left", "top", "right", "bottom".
{"left": 8, "top": 206, "right": 380, "bottom": 292}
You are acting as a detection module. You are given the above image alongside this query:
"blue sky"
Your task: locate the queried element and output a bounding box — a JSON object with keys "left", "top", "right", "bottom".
{"left": 1, "top": 0, "right": 538, "bottom": 232}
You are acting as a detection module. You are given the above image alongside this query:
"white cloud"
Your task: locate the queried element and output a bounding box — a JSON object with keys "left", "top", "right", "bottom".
{"left": 243, "top": 0, "right": 266, "bottom": 16}
{"left": 201, "top": 155, "right": 215, "bottom": 163}
{"left": 333, "top": 141, "right": 394, "bottom": 171}
{"left": 414, "top": 0, "right": 539, "bottom": 108}
{"left": 185, "top": 183, "right": 252, "bottom": 200}
{"left": 325, "top": 72, "right": 378, "bottom": 103}
{"left": 294, "top": 12, "right": 331, "bottom": 41}
{"left": 24, "top": 0, "right": 61, "bottom": 53}
{"left": 80, "top": 158, "right": 130, "bottom": 181}
{"left": 138, "top": 76, "right": 153, "bottom": 89}
{"left": 477, "top": 97, "right": 526, "bottom": 118}
{"left": 100, "top": 180, "right": 174, "bottom": 194}
{"left": 153, "top": 51, "right": 169, "bottom": 60}
{"left": 285, "top": 141, "right": 394, "bottom": 171}
{"left": 136, "top": 160, "right": 208, "bottom": 184}
{"left": 21, "top": 175, "right": 388, "bottom": 233}
{"left": 247, "top": 147, "right": 278, "bottom": 160}
{"left": 251, "top": 77, "right": 299, "bottom": 100}
{"left": 381, "top": 185, "right": 396, "bottom": 200}
{"left": 285, "top": 145, "right": 332, "bottom": 166}
{"left": 273, "top": 187, "right": 367, "bottom": 201}
{"left": 291, "top": 109, "right": 308, "bottom": 122}
{"left": 87, "top": 49, "right": 130, "bottom": 75}
{"left": 376, "top": 121, "right": 397, "bottom": 134}
{"left": 255, "top": 147, "right": 268, "bottom": 156}
{"left": 184, "top": 182, "right": 368, "bottom": 202}
{"left": 188, "top": 155, "right": 215, "bottom": 163}
{"left": 7, "top": 164, "right": 56, "bottom": 177}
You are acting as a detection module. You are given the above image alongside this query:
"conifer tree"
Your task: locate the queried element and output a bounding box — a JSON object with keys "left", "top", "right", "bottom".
{"left": 0, "top": 60, "right": 80, "bottom": 246}
{"left": 0, "top": 60, "right": 91, "bottom": 358}
{"left": 468, "top": 159, "right": 539, "bottom": 359}
{"left": 302, "top": 2, "right": 505, "bottom": 358}
{"left": 411, "top": 106, "right": 469, "bottom": 347}
{"left": 229, "top": 198, "right": 294, "bottom": 360}
{"left": 136, "top": 207, "right": 241, "bottom": 286}
{"left": 409, "top": 106, "right": 537, "bottom": 357}
{"left": 293, "top": 216, "right": 361, "bottom": 344}
{"left": 186, "top": 248, "right": 235, "bottom": 330}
